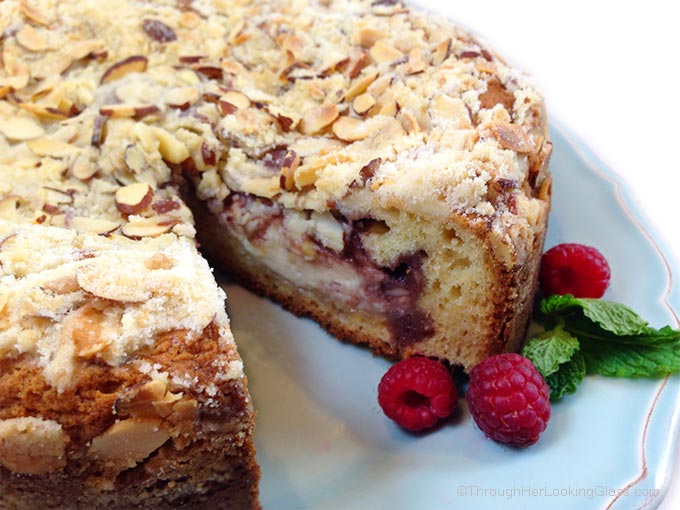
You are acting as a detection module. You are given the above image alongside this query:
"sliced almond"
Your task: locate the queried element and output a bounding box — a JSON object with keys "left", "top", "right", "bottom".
{"left": 300, "top": 103, "right": 339, "bottom": 135}
{"left": 71, "top": 217, "right": 120, "bottom": 235}
{"left": 115, "top": 183, "right": 154, "bottom": 215}
{"left": 91, "top": 116, "right": 108, "bottom": 148}
{"left": 399, "top": 110, "right": 421, "bottom": 134}
{"left": 15, "top": 25, "right": 48, "bottom": 52}
{"left": 27, "top": 139, "right": 79, "bottom": 158}
{"left": 18, "top": 103, "right": 70, "bottom": 120}
{"left": 369, "top": 41, "right": 403, "bottom": 65}
{"left": 63, "top": 304, "right": 110, "bottom": 358}
{"left": 19, "top": 2, "right": 50, "bottom": 26}
{"left": 432, "top": 94, "right": 470, "bottom": 124}
{"left": 155, "top": 128, "right": 189, "bottom": 163}
{"left": 378, "top": 100, "right": 399, "bottom": 117}
{"left": 100, "top": 104, "right": 160, "bottom": 120}
{"left": 352, "top": 93, "right": 376, "bottom": 115}
{"left": 431, "top": 38, "right": 452, "bottom": 66}
{"left": 0, "top": 117, "right": 45, "bottom": 141}
{"left": 279, "top": 150, "right": 300, "bottom": 191}
{"left": 0, "top": 418, "right": 68, "bottom": 475}
{"left": 344, "top": 71, "right": 378, "bottom": 102}
{"left": 366, "top": 74, "right": 392, "bottom": 96}
{"left": 332, "top": 116, "right": 375, "bottom": 142}
{"left": 43, "top": 274, "right": 80, "bottom": 295}
{"left": 67, "top": 39, "right": 106, "bottom": 61}
{"left": 100, "top": 56, "right": 148, "bottom": 84}
{"left": 43, "top": 187, "right": 74, "bottom": 207}
{"left": 406, "top": 48, "right": 426, "bottom": 75}
{"left": 71, "top": 155, "right": 98, "bottom": 180}
{"left": 121, "top": 216, "right": 176, "bottom": 238}
{"left": 221, "top": 90, "right": 250, "bottom": 110}
{"left": 486, "top": 122, "right": 534, "bottom": 153}
{"left": 0, "top": 196, "right": 20, "bottom": 220}
{"left": 124, "top": 144, "right": 146, "bottom": 173}
{"left": 88, "top": 418, "right": 170, "bottom": 469}
{"left": 165, "top": 86, "right": 200, "bottom": 109}
{"left": 358, "top": 27, "right": 386, "bottom": 48}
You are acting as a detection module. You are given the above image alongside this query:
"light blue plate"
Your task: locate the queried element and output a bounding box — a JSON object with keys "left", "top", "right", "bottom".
{"left": 221, "top": 123, "right": 680, "bottom": 510}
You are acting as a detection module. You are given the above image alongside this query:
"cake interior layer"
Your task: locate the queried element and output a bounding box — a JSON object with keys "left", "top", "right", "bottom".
{"left": 192, "top": 190, "right": 543, "bottom": 370}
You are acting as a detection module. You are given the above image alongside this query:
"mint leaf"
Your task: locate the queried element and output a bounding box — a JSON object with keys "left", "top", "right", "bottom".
{"left": 541, "top": 294, "right": 648, "bottom": 336}
{"left": 581, "top": 338, "right": 680, "bottom": 377}
{"left": 522, "top": 327, "right": 579, "bottom": 377}
{"left": 538, "top": 294, "right": 680, "bottom": 379}
{"left": 545, "top": 352, "right": 586, "bottom": 400}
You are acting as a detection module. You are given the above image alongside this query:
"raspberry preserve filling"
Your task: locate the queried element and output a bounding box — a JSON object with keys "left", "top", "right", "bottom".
{"left": 214, "top": 192, "right": 435, "bottom": 346}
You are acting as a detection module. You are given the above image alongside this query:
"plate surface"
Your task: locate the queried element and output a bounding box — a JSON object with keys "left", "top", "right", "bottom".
{"left": 220, "top": 124, "right": 680, "bottom": 510}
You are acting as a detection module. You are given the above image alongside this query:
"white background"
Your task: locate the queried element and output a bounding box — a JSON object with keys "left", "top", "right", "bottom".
{"left": 414, "top": 0, "right": 680, "bottom": 507}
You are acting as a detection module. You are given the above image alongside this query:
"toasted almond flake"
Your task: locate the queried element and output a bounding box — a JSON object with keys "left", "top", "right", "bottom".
{"left": 88, "top": 418, "right": 170, "bottom": 469}
{"left": 100, "top": 104, "right": 160, "bottom": 120}
{"left": 67, "top": 39, "right": 106, "bottom": 61}
{"left": 344, "top": 72, "right": 378, "bottom": 101}
{"left": 32, "top": 53, "right": 73, "bottom": 78}
{"left": 300, "top": 103, "right": 339, "bottom": 135}
{"left": 27, "top": 139, "right": 79, "bottom": 158}
{"left": 332, "top": 116, "right": 373, "bottom": 142}
{"left": 221, "top": 91, "right": 250, "bottom": 110}
{"left": 406, "top": 48, "right": 426, "bottom": 75}
{"left": 155, "top": 128, "right": 189, "bottom": 163}
{"left": 19, "top": 2, "right": 50, "bottom": 26}
{"left": 165, "top": 86, "right": 200, "bottom": 108}
{"left": 369, "top": 41, "right": 403, "bottom": 65}
{"left": 0, "top": 75, "right": 30, "bottom": 90}
{"left": 241, "top": 176, "right": 281, "bottom": 198}
{"left": 431, "top": 38, "right": 452, "bottom": 66}
{"left": 124, "top": 144, "right": 146, "bottom": 173}
{"left": 115, "top": 183, "right": 154, "bottom": 215}
{"left": 378, "top": 100, "right": 398, "bottom": 117}
{"left": 431, "top": 94, "right": 472, "bottom": 128}
{"left": 15, "top": 25, "right": 47, "bottom": 52}
{"left": 18, "top": 103, "right": 69, "bottom": 120}
{"left": 279, "top": 150, "right": 300, "bottom": 191}
{"left": 71, "top": 217, "right": 120, "bottom": 235}
{"left": 100, "top": 56, "right": 148, "bottom": 84}
{"left": 70, "top": 155, "right": 97, "bottom": 180}
{"left": 121, "top": 216, "right": 175, "bottom": 238}
{"left": 43, "top": 188, "right": 73, "bottom": 207}
{"left": 0, "top": 418, "right": 67, "bottom": 475}
{"left": 0, "top": 117, "right": 45, "bottom": 141}
{"left": 352, "top": 93, "right": 376, "bottom": 115}
{"left": 0, "top": 196, "right": 20, "bottom": 219}
{"left": 366, "top": 74, "right": 392, "bottom": 96}
{"left": 293, "top": 164, "right": 321, "bottom": 189}
{"left": 399, "top": 110, "right": 421, "bottom": 134}
{"left": 486, "top": 122, "right": 534, "bottom": 153}
{"left": 357, "top": 27, "right": 386, "bottom": 48}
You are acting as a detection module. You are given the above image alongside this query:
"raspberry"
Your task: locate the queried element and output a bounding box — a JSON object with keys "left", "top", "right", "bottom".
{"left": 377, "top": 357, "right": 457, "bottom": 432}
{"left": 539, "top": 243, "right": 611, "bottom": 298}
{"left": 465, "top": 353, "right": 551, "bottom": 446}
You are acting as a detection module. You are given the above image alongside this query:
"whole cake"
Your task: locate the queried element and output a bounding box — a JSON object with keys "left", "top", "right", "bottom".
{"left": 0, "top": 0, "right": 551, "bottom": 508}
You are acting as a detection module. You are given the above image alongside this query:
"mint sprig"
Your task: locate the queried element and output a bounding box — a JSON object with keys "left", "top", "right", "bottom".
{"left": 522, "top": 294, "right": 680, "bottom": 400}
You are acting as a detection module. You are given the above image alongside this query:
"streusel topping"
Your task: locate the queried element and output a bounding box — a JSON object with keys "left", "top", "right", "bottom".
{"left": 0, "top": 220, "right": 232, "bottom": 390}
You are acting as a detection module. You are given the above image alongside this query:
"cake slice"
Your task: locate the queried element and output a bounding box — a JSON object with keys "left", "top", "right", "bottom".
{"left": 0, "top": 220, "right": 259, "bottom": 509}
